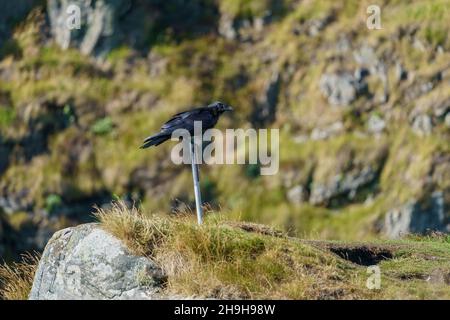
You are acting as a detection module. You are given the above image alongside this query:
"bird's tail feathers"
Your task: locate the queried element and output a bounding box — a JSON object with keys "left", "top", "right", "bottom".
{"left": 140, "top": 133, "right": 170, "bottom": 149}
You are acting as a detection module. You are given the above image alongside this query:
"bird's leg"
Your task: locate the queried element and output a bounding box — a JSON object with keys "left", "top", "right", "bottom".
{"left": 190, "top": 136, "right": 203, "bottom": 225}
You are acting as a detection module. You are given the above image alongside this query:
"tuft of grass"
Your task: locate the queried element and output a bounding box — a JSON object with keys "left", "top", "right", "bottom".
{"left": 93, "top": 201, "right": 172, "bottom": 257}
{"left": 0, "top": 252, "right": 40, "bottom": 300}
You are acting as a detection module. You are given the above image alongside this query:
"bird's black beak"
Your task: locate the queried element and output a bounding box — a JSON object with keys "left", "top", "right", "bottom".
{"left": 225, "top": 105, "right": 234, "bottom": 112}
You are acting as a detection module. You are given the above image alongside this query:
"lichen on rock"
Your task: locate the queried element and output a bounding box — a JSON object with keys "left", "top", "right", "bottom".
{"left": 29, "top": 223, "right": 166, "bottom": 300}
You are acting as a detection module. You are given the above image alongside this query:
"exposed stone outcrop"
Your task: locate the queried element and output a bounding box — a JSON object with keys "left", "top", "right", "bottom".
{"left": 286, "top": 185, "right": 305, "bottom": 205}
{"left": 310, "top": 122, "right": 344, "bottom": 141}
{"left": 411, "top": 114, "right": 433, "bottom": 136}
{"left": 309, "top": 166, "right": 378, "bottom": 206}
{"left": 367, "top": 114, "right": 386, "bottom": 134}
{"left": 47, "top": 0, "right": 132, "bottom": 56}
{"left": 29, "top": 223, "right": 167, "bottom": 300}
{"left": 319, "top": 71, "right": 368, "bottom": 106}
{"left": 383, "top": 191, "right": 449, "bottom": 238}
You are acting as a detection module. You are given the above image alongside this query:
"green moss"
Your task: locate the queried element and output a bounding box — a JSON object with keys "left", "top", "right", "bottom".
{"left": 0, "top": 107, "right": 15, "bottom": 128}
{"left": 91, "top": 117, "right": 114, "bottom": 136}
{"left": 45, "top": 194, "right": 63, "bottom": 213}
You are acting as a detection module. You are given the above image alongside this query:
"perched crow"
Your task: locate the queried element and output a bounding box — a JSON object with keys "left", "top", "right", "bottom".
{"left": 140, "top": 101, "right": 233, "bottom": 148}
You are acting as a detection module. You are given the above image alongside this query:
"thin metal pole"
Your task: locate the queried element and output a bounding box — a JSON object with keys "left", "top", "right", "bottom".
{"left": 190, "top": 137, "right": 203, "bottom": 224}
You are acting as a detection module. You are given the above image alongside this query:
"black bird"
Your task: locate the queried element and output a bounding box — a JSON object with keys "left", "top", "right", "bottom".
{"left": 140, "top": 101, "right": 233, "bottom": 148}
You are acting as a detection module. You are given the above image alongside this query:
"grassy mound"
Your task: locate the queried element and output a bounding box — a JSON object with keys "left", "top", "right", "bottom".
{"left": 93, "top": 203, "right": 450, "bottom": 299}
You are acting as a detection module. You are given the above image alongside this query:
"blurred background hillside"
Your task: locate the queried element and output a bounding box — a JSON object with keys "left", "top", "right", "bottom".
{"left": 0, "top": 0, "right": 449, "bottom": 262}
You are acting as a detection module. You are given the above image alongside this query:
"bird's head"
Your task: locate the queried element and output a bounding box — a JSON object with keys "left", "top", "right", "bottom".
{"left": 208, "top": 101, "right": 233, "bottom": 114}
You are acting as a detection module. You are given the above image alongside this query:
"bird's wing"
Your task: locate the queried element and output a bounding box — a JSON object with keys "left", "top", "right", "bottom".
{"left": 160, "top": 107, "right": 212, "bottom": 132}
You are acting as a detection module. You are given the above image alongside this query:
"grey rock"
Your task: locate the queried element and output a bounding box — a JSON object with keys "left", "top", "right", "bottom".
{"left": 310, "top": 167, "right": 377, "bottom": 206}
{"left": 0, "top": 190, "right": 31, "bottom": 215}
{"left": 445, "top": 113, "right": 450, "bottom": 127}
{"left": 307, "top": 14, "right": 334, "bottom": 37}
{"left": 287, "top": 185, "right": 305, "bottom": 205}
{"left": 336, "top": 36, "right": 351, "bottom": 53}
{"left": 310, "top": 122, "right": 344, "bottom": 141}
{"left": 410, "top": 98, "right": 450, "bottom": 129}
{"left": 293, "top": 134, "right": 309, "bottom": 144}
{"left": 253, "top": 11, "right": 272, "bottom": 33}
{"left": 384, "top": 191, "right": 449, "bottom": 238}
{"left": 373, "top": 62, "right": 389, "bottom": 103}
{"left": 413, "top": 97, "right": 450, "bottom": 120}
{"left": 292, "top": 13, "right": 334, "bottom": 37}
{"left": 148, "top": 51, "right": 168, "bottom": 77}
{"left": 353, "top": 45, "right": 378, "bottom": 67}
{"left": 29, "top": 223, "right": 166, "bottom": 300}
{"left": 420, "top": 82, "right": 434, "bottom": 94}
{"left": 353, "top": 45, "right": 389, "bottom": 103}
{"left": 406, "top": 72, "right": 442, "bottom": 101}
{"left": 433, "top": 98, "right": 450, "bottom": 119}
{"left": 413, "top": 38, "right": 427, "bottom": 52}
{"left": 105, "top": 90, "right": 140, "bottom": 114}
{"left": 319, "top": 72, "right": 368, "bottom": 106}
{"left": 411, "top": 114, "right": 433, "bottom": 136}
{"left": 367, "top": 114, "right": 386, "bottom": 134}
{"left": 218, "top": 13, "right": 237, "bottom": 40}
{"left": 47, "top": 0, "right": 131, "bottom": 56}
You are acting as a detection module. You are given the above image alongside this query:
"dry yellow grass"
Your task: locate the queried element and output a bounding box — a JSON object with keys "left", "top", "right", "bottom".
{"left": 93, "top": 201, "right": 173, "bottom": 257}
{"left": 0, "top": 252, "right": 40, "bottom": 300}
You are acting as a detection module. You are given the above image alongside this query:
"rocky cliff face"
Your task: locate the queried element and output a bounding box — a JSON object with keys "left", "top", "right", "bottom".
{"left": 47, "top": 0, "right": 132, "bottom": 56}
{"left": 29, "top": 223, "right": 166, "bottom": 300}
{"left": 0, "top": 1, "right": 449, "bottom": 261}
